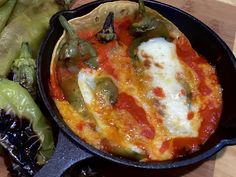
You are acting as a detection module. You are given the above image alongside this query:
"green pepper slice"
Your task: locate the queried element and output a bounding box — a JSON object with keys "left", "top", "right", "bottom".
{"left": 95, "top": 77, "right": 118, "bottom": 105}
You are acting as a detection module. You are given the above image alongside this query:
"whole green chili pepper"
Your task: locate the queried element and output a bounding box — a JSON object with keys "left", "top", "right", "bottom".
{"left": 0, "top": 0, "right": 60, "bottom": 77}
{"left": 0, "top": 78, "right": 55, "bottom": 165}
{"left": 59, "top": 15, "right": 78, "bottom": 60}
{"left": 96, "top": 12, "right": 117, "bottom": 43}
{"left": 95, "top": 77, "right": 118, "bottom": 105}
{"left": 0, "top": 0, "right": 16, "bottom": 32}
{"left": 59, "top": 15, "right": 98, "bottom": 69}
{"left": 11, "top": 42, "right": 36, "bottom": 98}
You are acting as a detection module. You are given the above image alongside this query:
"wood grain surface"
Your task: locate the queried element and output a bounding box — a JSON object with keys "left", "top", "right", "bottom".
{"left": 0, "top": 0, "right": 235, "bottom": 176}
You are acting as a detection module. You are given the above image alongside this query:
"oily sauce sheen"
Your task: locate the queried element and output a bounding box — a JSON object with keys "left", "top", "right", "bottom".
{"left": 50, "top": 13, "right": 222, "bottom": 161}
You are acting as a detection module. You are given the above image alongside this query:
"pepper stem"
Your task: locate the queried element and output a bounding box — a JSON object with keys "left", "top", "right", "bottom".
{"left": 59, "top": 15, "right": 77, "bottom": 39}
{"left": 19, "top": 42, "right": 32, "bottom": 59}
{"left": 138, "top": 0, "right": 146, "bottom": 15}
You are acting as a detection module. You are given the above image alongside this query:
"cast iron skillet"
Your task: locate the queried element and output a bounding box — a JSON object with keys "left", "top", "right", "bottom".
{"left": 36, "top": 0, "right": 236, "bottom": 176}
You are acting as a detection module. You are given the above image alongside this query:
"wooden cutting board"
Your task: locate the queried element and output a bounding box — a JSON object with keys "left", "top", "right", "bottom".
{"left": 0, "top": 0, "right": 236, "bottom": 176}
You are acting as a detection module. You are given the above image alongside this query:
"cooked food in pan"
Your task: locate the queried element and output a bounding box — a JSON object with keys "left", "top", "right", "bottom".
{"left": 50, "top": 0, "right": 222, "bottom": 161}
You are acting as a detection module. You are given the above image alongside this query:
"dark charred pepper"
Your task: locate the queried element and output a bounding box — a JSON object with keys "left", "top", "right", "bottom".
{"left": 0, "top": 78, "right": 55, "bottom": 176}
{"left": 96, "top": 12, "right": 117, "bottom": 43}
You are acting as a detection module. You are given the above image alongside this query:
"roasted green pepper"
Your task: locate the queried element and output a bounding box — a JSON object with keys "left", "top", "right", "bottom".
{"left": 0, "top": 78, "right": 55, "bottom": 166}
{"left": 129, "top": 0, "right": 170, "bottom": 61}
{"left": 131, "top": 0, "right": 158, "bottom": 33}
{"left": 59, "top": 76, "right": 94, "bottom": 119}
{"left": 128, "top": 36, "right": 148, "bottom": 61}
{"left": 11, "top": 42, "right": 36, "bottom": 98}
{"left": 0, "top": 0, "right": 60, "bottom": 77}
{"left": 111, "top": 146, "right": 145, "bottom": 161}
{"left": 59, "top": 15, "right": 98, "bottom": 69}
{"left": 95, "top": 77, "right": 118, "bottom": 105}
{"left": 131, "top": 0, "right": 169, "bottom": 37}
{"left": 0, "top": 0, "right": 16, "bottom": 32}
{"left": 96, "top": 12, "right": 117, "bottom": 43}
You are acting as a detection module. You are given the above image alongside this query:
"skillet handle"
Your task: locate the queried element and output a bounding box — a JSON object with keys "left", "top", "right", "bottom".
{"left": 35, "top": 131, "right": 93, "bottom": 177}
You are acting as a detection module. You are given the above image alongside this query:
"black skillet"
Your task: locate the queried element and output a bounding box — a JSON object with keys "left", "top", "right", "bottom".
{"left": 36, "top": 0, "right": 236, "bottom": 176}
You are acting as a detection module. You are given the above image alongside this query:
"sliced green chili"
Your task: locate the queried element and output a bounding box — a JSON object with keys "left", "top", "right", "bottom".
{"left": 130, "top": 0, "right": 169, "bottom": 39}
{"left": 130, "top": 0, "right": 158, "bottom": 33}
{"left": 128, "top": 36, "right": 148, "bottom": 61}
{"left": 107, "top": 143, "right": 145, "bottom": 160}
{"left": 60, "top": 76, "right": 94, "bottom": 119}
{"left": 95, "top": 77, "right": 118, "bottom": 105}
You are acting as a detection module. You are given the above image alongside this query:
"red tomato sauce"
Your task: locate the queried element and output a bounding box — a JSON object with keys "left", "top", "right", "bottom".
{"left": 172, "top": 36, "right": 222, "bottom": 157}
{"left": 93, "top": 40, "right": 118, "bottom": 79}
{"left": 153, "top": 87, "right": 165, "bottom": 98}
{"left": 115, "top": 92, "right": 155, "bottom": 139}
{"left": 199, "top": 101, "right": 221, "bottom": 143}
{"left": 114, "top": 19, "right": 134, "bottom": 46}
{"left": 160, "top": 140, "right": 170, "bottom": 153}
{"left": 49, "top": 63, "right": 65, "bottom": 100}
{"left": 176, "top": 36, "right": 212, "bottom": 96}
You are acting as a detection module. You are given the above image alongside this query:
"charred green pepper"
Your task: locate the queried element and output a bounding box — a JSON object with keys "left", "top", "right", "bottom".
{"left": 59, "top": 15, "right": 98, "bottom": 69}
{"left": 128, "top": 36, "right": 148, "bottom": 61}
{"left": 129, "top": 0, "right": 170, "bottom": 61}
{"left": 0, "top": 0, "right": 16, "bottom": 32}
{"left": 130, "top": 0, "right": 158, "bottom": 33}
{"left": 131, "top": 0, "right": 169, "bottom": 37}
{"left": 0, "top": 108, "right": 40, "bottom": 176}
{"left": 11, "top": 42, "right": 36, "bottom": 98}
{"left": 59, "top": 15, "right": 78, "bottom": 60}
{"left": 0, "top": 78, "right": 55, "bottom": 167}
{"left": 96, "top": 12, "right": 117, "bottom": 43}
{"left": 59, "top": 76, "right": 94, "bottom": 119}
{"left": 95, "top": 77, "right": 118, "bottom": 105}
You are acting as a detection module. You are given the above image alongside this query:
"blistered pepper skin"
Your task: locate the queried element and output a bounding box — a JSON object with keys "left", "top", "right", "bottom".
{"left": 0, "top": 78, "right": 55, "bottom": 165}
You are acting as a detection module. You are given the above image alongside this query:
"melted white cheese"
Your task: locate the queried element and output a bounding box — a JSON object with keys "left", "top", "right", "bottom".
{"left": 77, "top": 69, "right": 96, "bottom": 104}
{"left": 137, "top": 38, "right": 197, "bottom": 137}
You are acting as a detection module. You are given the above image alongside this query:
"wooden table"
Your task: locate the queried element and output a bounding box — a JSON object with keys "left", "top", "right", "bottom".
{"left": 0, "top": 0, "right": 236, "bottom": 176}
